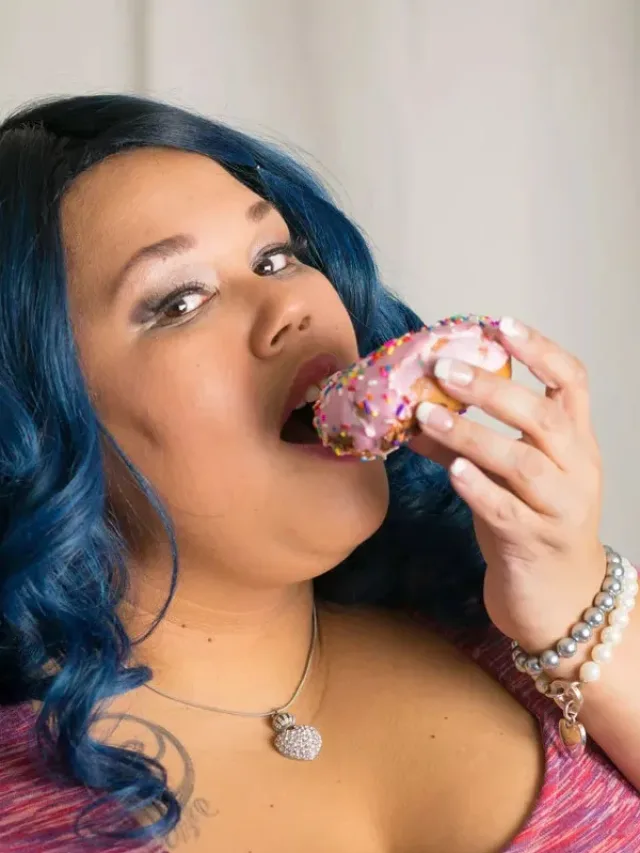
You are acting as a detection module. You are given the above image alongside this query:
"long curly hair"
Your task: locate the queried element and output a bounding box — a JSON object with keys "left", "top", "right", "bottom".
{"left": 0, "top": 94, "right": 486, "bottom": 841}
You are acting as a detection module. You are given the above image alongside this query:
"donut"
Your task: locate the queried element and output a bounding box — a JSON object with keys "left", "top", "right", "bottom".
{"left": 312, "top": 314, "right": 512, "bottom": 461}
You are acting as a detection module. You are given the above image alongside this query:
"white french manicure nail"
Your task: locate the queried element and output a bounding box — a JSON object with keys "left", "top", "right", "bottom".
{"left": 416, "top": 401, "right": 454, "bottom": 431}
{"left": 434, "top": 358, "right": 453, "bottom": 381}
{"left": 450, "top": 457, "right": 469, "bottom": 478}
{"left": 499, "top": 316, "right": 528, "bottom": 339}
{"left": 416, "top": 401, "right": 435, "bottom": 424}
{"left": 434, "top": 358, "right": 473, "bottom": 386}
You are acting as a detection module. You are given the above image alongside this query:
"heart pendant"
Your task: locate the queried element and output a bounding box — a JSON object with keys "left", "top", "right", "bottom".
{"left": 274, "top": 724, "right": 322, "bottom": 760}
{"left": 559, "top": 718, "right": 587, "bottom": 754}
{"left": 271, "top": 712, "right": 322, "bottom": 761}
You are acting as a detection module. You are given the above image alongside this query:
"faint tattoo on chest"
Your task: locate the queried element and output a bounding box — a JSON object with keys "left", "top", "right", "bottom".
{"left": 100, "top": 713, "right": 219, "bottom": 847}
{"left": 165, "top": 797, "right": 217, "bottom": 849}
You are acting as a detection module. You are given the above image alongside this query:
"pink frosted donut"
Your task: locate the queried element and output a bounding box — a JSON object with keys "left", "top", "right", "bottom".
{"left": 312, "top": 314, "right": 511, "bottom": 461}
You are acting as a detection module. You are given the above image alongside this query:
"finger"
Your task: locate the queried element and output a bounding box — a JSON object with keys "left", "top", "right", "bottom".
{"left": 408, "top": 433, "right": 457, "bottom": 470}
{"left": 416, "top": 401, "right": 567, "bottom": 515}
{"left": 431, "top": 358, "right": 576, "bottom": 471}
{"left": 448, "top": 456, "right": 544, "bottom": 536}
{"left": 497, "top": 317, "right": 591, "bottom": 425}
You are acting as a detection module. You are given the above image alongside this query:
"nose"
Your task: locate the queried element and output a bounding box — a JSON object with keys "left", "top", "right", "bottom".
{"left": 250, "top": 288, "right": 312, "bottom": 359}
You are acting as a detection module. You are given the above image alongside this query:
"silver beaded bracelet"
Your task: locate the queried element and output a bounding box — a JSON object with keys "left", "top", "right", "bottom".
{"left": 511, "top": 547, "right": 638, "bottom": 753}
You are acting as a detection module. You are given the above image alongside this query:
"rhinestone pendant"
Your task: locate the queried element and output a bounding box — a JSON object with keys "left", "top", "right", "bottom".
{"left": 271, "top": 712, "right": 322, "bottom": 761}
{"left": 559, "top": 718, "right": 587, "bottom": 753}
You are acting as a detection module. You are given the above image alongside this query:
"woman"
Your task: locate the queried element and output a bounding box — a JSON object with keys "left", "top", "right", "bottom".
{"left": 0, "top": 94, "right": 637, "bottom": 853}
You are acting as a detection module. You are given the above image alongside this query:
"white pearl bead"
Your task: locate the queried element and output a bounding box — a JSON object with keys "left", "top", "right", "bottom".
{"left": 624, "top": 564, "right": 638, "bottom": 581}
{"left": 609, "top": 609, "right": 630, "bottom": 627}
{"left": 625, "top": 581, "right": 639, "bottom": 597}
{"left": 616, "top": 596, "right": 636, "bottom": 612}
{"left": 592, "top": 643, "right": 613, "bottom": 663}
{"left": 580, "top": 661, "right": 601, "bottom": 682}
{"left": 601, "top": 626, "right": 624, "bottom": 645}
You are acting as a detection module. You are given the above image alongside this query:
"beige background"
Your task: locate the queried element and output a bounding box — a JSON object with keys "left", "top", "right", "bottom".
{"left": 1, "top": 0, "right": 638, "bottom": 555}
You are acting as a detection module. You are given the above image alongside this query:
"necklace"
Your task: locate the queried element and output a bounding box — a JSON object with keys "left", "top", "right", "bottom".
{"left": 143, "top": 603, "right": 322, "bottom": 761}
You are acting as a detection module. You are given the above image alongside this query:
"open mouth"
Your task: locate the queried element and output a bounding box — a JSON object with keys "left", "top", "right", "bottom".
{"left": 278, "top": 353, "right": 338, "bottom": 447}
{"left": 280, "top": 402, "right": 320, "bottom": 445}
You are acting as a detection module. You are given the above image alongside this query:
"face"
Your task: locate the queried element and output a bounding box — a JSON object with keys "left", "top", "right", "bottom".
{"left": 62, "top": 148, "right": 389, "bottom": 590}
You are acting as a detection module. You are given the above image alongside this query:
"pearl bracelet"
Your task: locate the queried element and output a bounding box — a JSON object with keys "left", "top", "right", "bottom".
{"left": 511, "top": 547, "right": 637, "bottom": 753}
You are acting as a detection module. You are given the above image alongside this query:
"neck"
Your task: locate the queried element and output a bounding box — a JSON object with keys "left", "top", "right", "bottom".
{"left": 120, "top": 559, "right": 319, "bottom": 714}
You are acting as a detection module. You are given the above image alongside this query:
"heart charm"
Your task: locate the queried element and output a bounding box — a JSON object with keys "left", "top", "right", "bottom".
{"left": 274, "top": 724, "right": 322, "bottom": 761}
{"left": 271, "top": 712, "right": 322, "bottom": 761}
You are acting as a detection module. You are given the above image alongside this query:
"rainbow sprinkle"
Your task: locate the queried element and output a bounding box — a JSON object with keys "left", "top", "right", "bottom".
{"left": 312, "top": 313, "right": 501, "bottom": 459}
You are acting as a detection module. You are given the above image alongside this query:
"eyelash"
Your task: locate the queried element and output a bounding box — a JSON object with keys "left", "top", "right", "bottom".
{"left": 141, "top": 236, "right": 309, "bottom": 328}
{"left": 253, "top": 235, "right": 308, "bottom": 275}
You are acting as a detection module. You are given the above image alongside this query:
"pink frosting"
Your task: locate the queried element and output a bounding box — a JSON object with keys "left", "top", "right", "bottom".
{"left": 312, "top": 317, "right": 509, "bottom": 460}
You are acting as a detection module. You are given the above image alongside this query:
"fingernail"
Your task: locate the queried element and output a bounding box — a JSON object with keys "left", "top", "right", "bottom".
{"left": 416, "top": 401, "right": 454, "bottom": 431}
{"left": 499, "top": 316, "right": 528, "bottom": 339}
{"left": 434, "top": 358, "right": 474, "bottom": 386}
{"left": 450, "top": 457, "right": 470, "bottom": 479}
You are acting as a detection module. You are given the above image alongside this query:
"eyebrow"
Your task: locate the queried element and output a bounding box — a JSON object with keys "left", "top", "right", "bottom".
{"left": 246, "top": 199, "right": 274, "bottom": 223}
{"left": 108, "top": 199, "right": 276, "bottom": 300}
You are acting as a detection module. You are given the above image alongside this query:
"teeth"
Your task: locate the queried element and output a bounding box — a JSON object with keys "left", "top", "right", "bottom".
{"left": 304, "top": 384, "right": 321, "bottom": 403}
{"left": 291, "top": 382, "right": 324, "bottom": 412}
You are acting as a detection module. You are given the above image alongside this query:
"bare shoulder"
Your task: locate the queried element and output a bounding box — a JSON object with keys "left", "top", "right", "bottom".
{"left": 319, "top": 604, "right": 544, "bottom": 853}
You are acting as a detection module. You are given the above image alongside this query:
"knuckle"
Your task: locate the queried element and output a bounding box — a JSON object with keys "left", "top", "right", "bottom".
{"left": 534, "top": 399, "right": 565, "bottom": 434}
{"left": 458, "top": 426, "right": 485, "bottom": 461}
{"left": 571, "top": 435, "right": 601, "bottom": 483}
{"left": 589, "top": 446, "right": 603, "bottom": 475}
{"left": 571, "top": 357, "right": 589, "bottom": 388}
{"left": 494, "top": 498, "right": 520, "bottom": 527}
{"left": 582, "top": 448, "right": 602, "bottom": 482}
{"left": 513, "top": 446, "right": 546, "bottom": 482}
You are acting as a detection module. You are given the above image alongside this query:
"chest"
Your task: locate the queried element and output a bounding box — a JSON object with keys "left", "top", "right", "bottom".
{"left": 149, "top": 725, "right": 387, "bottom": 853}
{"left": 90, "top": 613, "right": 546, "bottom": 853}
{"left": 125, "top": 694, "right": 542, "bottom": 853}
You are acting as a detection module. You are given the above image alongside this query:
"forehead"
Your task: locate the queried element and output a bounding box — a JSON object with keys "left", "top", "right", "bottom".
{"left": 61, "top": 148, "right": 264, "bottom": 279}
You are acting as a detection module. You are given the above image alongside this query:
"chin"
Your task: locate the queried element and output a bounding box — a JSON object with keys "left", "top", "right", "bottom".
{"left": 304, "top": 458, "right": 390, "bottom": 572}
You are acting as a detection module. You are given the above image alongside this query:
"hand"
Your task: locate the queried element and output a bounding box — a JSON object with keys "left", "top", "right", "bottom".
{"left": 410, "top": 317, "right": 606, "bottom": 652}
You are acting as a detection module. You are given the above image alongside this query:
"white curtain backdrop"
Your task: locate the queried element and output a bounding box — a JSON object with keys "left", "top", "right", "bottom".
{"left": 1, "top": 0, "right": 638, "bottom": 554}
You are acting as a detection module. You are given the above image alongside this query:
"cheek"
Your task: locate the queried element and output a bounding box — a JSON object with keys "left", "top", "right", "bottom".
{"left": 93, "top": 341, "right": 264, "bottom": 507}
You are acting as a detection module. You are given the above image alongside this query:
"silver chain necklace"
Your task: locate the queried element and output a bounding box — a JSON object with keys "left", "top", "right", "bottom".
{"left": 143, "top": 603, "right": 322, "bottom": 761}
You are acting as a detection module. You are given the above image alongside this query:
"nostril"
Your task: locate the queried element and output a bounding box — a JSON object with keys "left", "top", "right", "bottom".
{"left": 271, "top": 324, "right": 291, "bottom": 348}
{"left": 270, "top": 315, "right": 311, "bottom": 348}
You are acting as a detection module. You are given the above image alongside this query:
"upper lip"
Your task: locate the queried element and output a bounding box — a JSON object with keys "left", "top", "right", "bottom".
{"left": 280, "top": 353, "right": 339, "bottom": 427}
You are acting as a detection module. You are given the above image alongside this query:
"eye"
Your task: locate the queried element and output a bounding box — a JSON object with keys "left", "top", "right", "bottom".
{"left": 161, "top": 289, "right": 209, "bottom": 322}
{"left": 139, "top": 283, "right": 217, "bottom": 327}
{"left": 253, "top": 237, "right": 307, "bottom": 277}
{"left": 254, "top": 251, "right": 289, "bottom": 276}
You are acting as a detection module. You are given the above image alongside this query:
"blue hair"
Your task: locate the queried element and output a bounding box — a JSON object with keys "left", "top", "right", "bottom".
{"left": 0, "top": 95, "right": 486, "bottom": 841}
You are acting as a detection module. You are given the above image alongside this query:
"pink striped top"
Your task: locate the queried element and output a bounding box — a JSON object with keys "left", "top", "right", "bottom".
{"left": 459, "top": 626, "right": 640, "bottom": 851}
{"left": 0, "top": 627, "right": 638, "bottom": 851}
